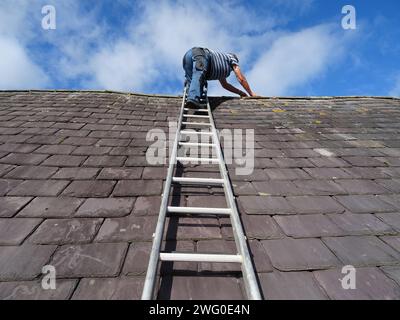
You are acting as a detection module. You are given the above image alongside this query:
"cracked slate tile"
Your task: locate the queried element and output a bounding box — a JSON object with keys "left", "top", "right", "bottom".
{"left": 50, "top": 243, "right": 128, "bottom": 278}
{"left": 76, "top": 198, "right": 135, "bottom": 218}
{"left": 28, "top": 218, "right": 103, "bottom": 245}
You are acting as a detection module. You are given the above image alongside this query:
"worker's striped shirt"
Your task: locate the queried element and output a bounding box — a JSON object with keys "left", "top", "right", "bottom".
{"left": 206, "top": 49, "right": 239, "bottom": 80}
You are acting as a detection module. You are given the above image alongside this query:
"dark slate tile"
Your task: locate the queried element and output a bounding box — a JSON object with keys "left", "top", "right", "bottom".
{"left": 72, "top": 277, "right": 143, "bottom": 300}
{"left": 168, "top": 217, "right": 222, "bottom": 240}
{"left": 0, "top": 280, "right": 77, "bottom": 300}
{"left": 381, "top": 266, "right": 400, "bottom": 286}
{"left": 0, "top": 218, "right": 42, "bottom": 245}
{"left": 304, "top": 168, "right": 354, "bottom": 179}
{"left": 293, "top": 179, "right": 347, "bottom": 196}
{"left": 122, "top": 242, "right": 152, "bottom": 276}
{"left": 274, "top": 214, "right": 344, "bottom": 238}
{"left": 263, "top": 168, "right": 311, "bottom": 180}
{"left": 0, "top": 153, "right": 48, "bottom": 166}
{"left": 343, "top": 167, "right": 390, "bottom": 179}
{"left": 222, "top": 215, "right": 284, "bottom": 240}
{"left": 95, "top": 216, "right": 158, "bottom": 242}
{"left": 197, "top": 240, "right": 240, "bottom": 272}
{"left": 34, "top": 144, "right": 76, "bottom": 155}
{"left": 158, "top": 276, "right": 243, "bottom": 300}
{"left": 334, "top": 195, "right": 397, "bottom": 213}
{"left": 248, "top": 240, "right": 273, "bottom": 273}
{"left": 186, "top": 195, "right": 227, "bottom": 208}
{"left": 52, "top": 167, "right": 100, "bottom": 180}
{"left": 334, "top": 179, "right": 391, "bottom": 195}
{"left": 28, "top": 218, "right": 103, "bottom": 244}
{"left": 50, "top": 243, "right": 128, "bottom": 278}
{"left": 323, "top": 236, "right": 400, "bottom": 267}
{"left": 238, "top": 196, "right": 295, "bottom": 215}
{"left": 142, "top": 167, "right": 168, "bottom": 179}
{"left": 0, "top": 197, "right": 32, "bottom": 217}
{"left": 83, "top": 155, "right": 126, "bottom": 167}
{"left": 328, "top": 213, "right": 394, "bottom": 236}
{"left": 252, "top": 180, "right": 302, "bottom": 196}
{"left": 4, "top": 166, "right": 58, "bottom": 179}
{"left": 378, "top": 194, "right": 400, "bottom": 210}
{"left": 0, "top": 143, "right": 38, "bottom": 154}
{"left": 375, "top": 179, "right": 400, "bottom": 193}
{"left": 0, "top": 245, "right": 57, "bottom": 281}
{"left": 261, "top": 238, "right": 340, "bottom": 271}
{"left": 377, "top": 213, "right": 400, "bottom": 232}
{"left": 132, "top": 196, "right": 161, "bottom": 216}
{"left": 259, "top": 272, "right": 328, "bottom": 300}
{"left": 62, "top": 180, "right": 116, "bottom": 197}
{"left": 308, "top": 157, "right": 351, "bottom": 168}
{"left": 285, "top": 196, "right": 345, "bottom": 214}
{"left": 0, "top": 179, "right": 23, "bottom": 196}
{"left": 314, "top": 267, "right": 400, "bottom": 300}
{"left": 113, "top": 180, "right": 162, "bottom": 196}
{"left": 8, "top": 180, "right": 70, "bottom": 197}
{"left": 273, "top": 158, "right": 314, "bottom": 168}
{"left": 380, "top": 236, "right": 400, "bottom": 253}
{"left": 342, "top": 156, "right": 385, "bottom": 167}
{"left": 76, "top": 198, "right": 135, "bottom": 218}
{"left": 231, "top": 181, "right": 258, "bottom": 195}
{"left": 0, "top": 164, "right": 15, "bottom": 177}
{"left": 42, "top": 155, "right": 87, "bottom": 167}
{"left": 97, "top": 167, "right": 143, "bottom": 180}
{"left": 18, "top": 197, "right": 84, "bottom": 218}
{"left": 229, "top": 169, "right": 268, "bottom": 182}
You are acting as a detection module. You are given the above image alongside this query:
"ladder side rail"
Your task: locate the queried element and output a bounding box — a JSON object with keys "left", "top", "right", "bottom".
{"left": 141, "top": 86, "right": 188, "bottom": 300}
{"left": 206, "top": 102, "right": 262, "bottom": 300}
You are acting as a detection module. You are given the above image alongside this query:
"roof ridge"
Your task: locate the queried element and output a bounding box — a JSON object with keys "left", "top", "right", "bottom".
{"left": 0, "top": 89, "right": 398, "bottom": 100}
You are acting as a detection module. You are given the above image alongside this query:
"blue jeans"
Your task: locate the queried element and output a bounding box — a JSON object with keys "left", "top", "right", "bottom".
{"left": 182, "top": 48, "right": 209, "bottom": 102}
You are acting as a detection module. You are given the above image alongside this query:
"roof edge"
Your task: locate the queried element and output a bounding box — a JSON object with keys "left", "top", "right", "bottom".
{"left": 0, "top": 89, "right": 399, "bottom": 100}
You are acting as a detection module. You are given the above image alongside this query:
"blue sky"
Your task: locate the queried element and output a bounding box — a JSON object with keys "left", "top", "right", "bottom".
{"left": 0, "top": 0, "right": 399, "bottom": 97}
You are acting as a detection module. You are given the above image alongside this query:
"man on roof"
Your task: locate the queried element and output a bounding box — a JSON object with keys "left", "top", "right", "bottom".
{"left": 182, "top": 47, "right": 257, "bottom": 108}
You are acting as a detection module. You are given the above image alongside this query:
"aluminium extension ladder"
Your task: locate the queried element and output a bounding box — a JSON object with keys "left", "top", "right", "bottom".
{"left": 141, "top": 84, "right": 261, "bottom": 300}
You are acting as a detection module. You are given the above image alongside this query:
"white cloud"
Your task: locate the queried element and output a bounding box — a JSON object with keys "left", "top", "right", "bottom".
{"left": 247, "top": 24, "right": 348, "bottom": 96}
{"left": 0, "top": 36, "right": 49, "bottom": 89}
{"left": 0, "top": 0, "right": 352, "bottom": 96}
{"left": 389, "top": 74, "right": 400, "bottom": 97}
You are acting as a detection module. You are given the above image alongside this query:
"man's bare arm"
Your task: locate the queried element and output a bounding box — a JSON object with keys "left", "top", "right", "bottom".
{"left": 232, "top": 65, "right": 256, "bottom": 97}
{"left": 219, "top": 78, "right": 247, "bottom": 97}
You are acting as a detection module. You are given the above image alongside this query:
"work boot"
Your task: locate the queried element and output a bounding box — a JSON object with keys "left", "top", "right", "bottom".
{"left": 185, "top": 98, "right": 207, "bottom": 109}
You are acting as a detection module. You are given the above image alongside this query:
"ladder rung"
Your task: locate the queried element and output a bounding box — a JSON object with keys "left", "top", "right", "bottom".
{"left": 172, "top": 177, "right": 224, "bottom": 185}
{"left": 184, "top": 108, "right": 208, "bottom": 112}
{"left": 184, "top": 114, "right": 210, "bottom": 119}
{"left": 160, "top": 253, "right": 242, "bottom": 263}
{"left": 167, "top": 206, "right": 231, "bottom": 215}
{"left": 176, "top": 157, "right": 219, "bottom": 163}
{"left": 181, "top": 131, "right": 212, "bottom": 136}
{"left": 179, "top": 142, "right": 215, "bottom": 147}
{"left": 182, "top": 122, "right": 211, "bottom": 126}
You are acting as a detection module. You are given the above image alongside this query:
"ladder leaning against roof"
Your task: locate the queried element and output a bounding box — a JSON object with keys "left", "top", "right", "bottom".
{"left": 141, "top": 83, "right": 262, "bottom": 300}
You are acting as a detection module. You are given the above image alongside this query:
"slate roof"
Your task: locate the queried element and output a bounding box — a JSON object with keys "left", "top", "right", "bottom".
{"left": 0, "top": 90, "right": 400, "bottom": 300}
